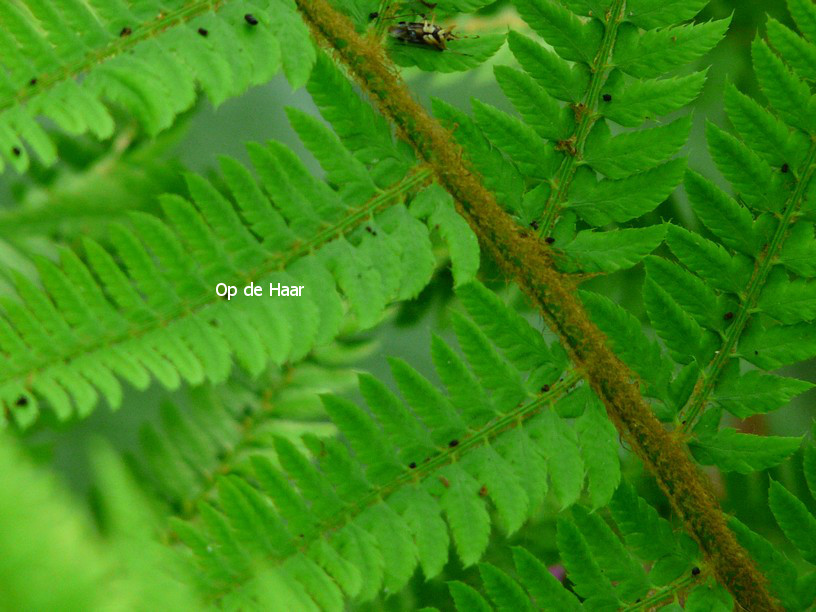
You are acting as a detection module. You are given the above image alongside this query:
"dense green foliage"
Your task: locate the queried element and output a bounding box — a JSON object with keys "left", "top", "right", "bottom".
{"left": 0, "top": 0, "right": 814, "bottom": 609}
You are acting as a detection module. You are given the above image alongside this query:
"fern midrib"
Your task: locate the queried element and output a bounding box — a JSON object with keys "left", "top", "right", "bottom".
{"left": 680, "top": 139, "right": 816, "bottom": 433}
{"left": 4, "top": 166, "right": 432, "bottom": 392}
{"left": 295, "top": 1, "right": 780, "bottom": 607}
{"left": 537, "top": 0, "right": 625, "bottom": 237}
{"left": 314, "top": 372, "right": 582, "bottom": 532}
{"left": 204, "top": 372, "right": 581, "bottom": 602}
{"left": 1, "top": 0, "right": 226, "bottom": 112}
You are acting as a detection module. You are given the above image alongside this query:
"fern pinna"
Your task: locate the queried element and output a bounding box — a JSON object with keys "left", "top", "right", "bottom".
{"left": 0, "top": 53, "right": 485, "bottom": 428}
{"left": 0, "top": 0, "right": 815, "bottom": 610}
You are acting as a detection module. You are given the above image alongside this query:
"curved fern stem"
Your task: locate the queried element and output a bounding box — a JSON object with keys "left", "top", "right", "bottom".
{"left": 679, "top": 140, "right": 816, "bottom": 433}
{"left": 294, "top": 0, "right": 782, "bottom": 609}
{"left": 537, "top": 0, "right": 625, "bottom": 237}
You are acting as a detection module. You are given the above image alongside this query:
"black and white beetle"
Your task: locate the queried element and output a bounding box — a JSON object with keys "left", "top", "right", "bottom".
{"left": 388, "top": 18, "right": 460, "bottom": 51}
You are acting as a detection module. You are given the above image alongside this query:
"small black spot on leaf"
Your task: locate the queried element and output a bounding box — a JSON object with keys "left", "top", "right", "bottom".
{"left": 12, "top": 147, "right": 21, "bottom": 157}
{"left": 15, "top": 396, "right": 28, "bottom": 407}
{"left": 723, "top": 311, "right": 734, "bottom": 320}
{"left": 530, "top": 220, "right": 539, "bottom": 230}
{"left": 244, "top": 13, "right": 259, "bottom": 25}
{"left": 602, "top": 93, "right": 612, "bottom": 102}
{"left": 448, "top": 439, "right": 459, "bottom": 448}
{"left": 541, "top": 384, "right": 550, "bottom": 393}
{"left": 408, "top": 462, "right": 417, "bottom": 469}
{"left": 692, "top": 566, "right": 700, "bottom": 576}
{"left": 781, "top": 163, "right": 789, "bottom": 173}
{"left": 198, "top": 27, "right": 209, "bottom": 37}
{"left": 545, "top": 236, "right": 555, "bottom": 244}
{"left": 120, "top": 26, "right": 132, "bottom": 37}
{"left": 369, "top": 11, "right": 379, "bottom": 19}
{"left": 29, "top": 77, "right": 38, "bottom": 86}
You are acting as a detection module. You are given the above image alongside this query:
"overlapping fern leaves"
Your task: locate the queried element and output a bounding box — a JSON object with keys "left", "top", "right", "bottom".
{"left": 0, "top": 0, "right": 314, "bottom": 173}
{"left": 434, "top": 0, "right": 724, "bottom": 259}
{"left": 170, "top": 281, "right": 625, "bottom": 608}
{"left": 592, "top": 1, "right": 816, "bottom": 474}
{"left": 436, "top": 0, "right": 815, "bottom": 482}
{"left": 448, "top": 485, "right": 727, "bottom": 611}
{"left": 1, "top": 0, "right": 815, "bottom": 609}
{"left": 0, "top": 55, "right": 482, "bottom": 428}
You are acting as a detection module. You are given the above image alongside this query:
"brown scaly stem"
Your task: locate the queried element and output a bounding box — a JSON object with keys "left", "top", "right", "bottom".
{"left": 292, "top": 0, "right": 782, "bottom": 609}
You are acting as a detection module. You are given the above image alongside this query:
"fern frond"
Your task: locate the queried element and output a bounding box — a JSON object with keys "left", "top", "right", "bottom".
{"left": 0, "top": 0, "right": 313, "bottom": 173}
{"left": 730, "top": 428, "right": 816, "bottom": 611}
{"left": 0, "top": 63, "right": 483, "bottom": 428}
{"left": 295, "top": 0, "right": 784, "bottom": 605}
{"left": 133, "top": 344, "right": 366, "bottom": 514}
{"left": 613, "top": 0, "right": 816, "bottom": 476}
{"left": 446, "top": 484, "right": 728, "bottom": 610}
{"left": 170, "top": 282, "right": 622, "bottom": 607}
{"left": 438, "top": 0, "right": 724, "bottom": 258}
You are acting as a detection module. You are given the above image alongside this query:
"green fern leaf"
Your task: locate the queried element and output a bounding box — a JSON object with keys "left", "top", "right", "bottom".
{"left": 449, "top": 581, "right": 493, "bottom": 612}
{"left": 689, "top": 427, "right": 802, "bottom": 473}
{"left": 580, "top": 290, "right": 671, "bottom": 397}
{"left": 472, "top": 100, "right": 558, "bottom": 180}
{"left": 533, "top": 411, "right": 584, "bottom": 508}
{"left": 493, "top": 65, "right": 573, "bottom": 141}
{"left": 410, "top": 185, "right": 481, "bottom": 286}
{"left": 511, "top": 546, "right": 582, "bottom": 611}
{"left": 557, "top": 516, "right": 619, "bottom": 607}
{"left": 684, "top": 169, "right": 757, "bottom": 255}
{"left": 752, "top": 37, "right": 816, "bottom": 133}
{"left": 768, "top": 479, "right": 816, "bottom": 565}
{"left": 0, "top": 0, "right": 300, "bottom": 172}
{"left": 625, "top": 0, "right": 710, "bottom": 30}
{"left": 730, "top": 516, "right": 803, "bottom": 611}
{"left": 789, "top": 0, "right": 816, "bottom": 41}
{"left": 614, "top": 17, "right": 731, "bottom": 79}
{"left": 478, "top": 563, "right": 536, "bottom": 612}
{"left": 432, "top": 97, "right": 525, "bottom": 212}
{"left": 767, "top": 17, "right": 816, "bottom": 83}
{"left": 706, "top": 121, "right": 782, "bottom": 212}
{"left": 583, "top": 116, "right": 691, "bottom": 180}
{"left": 514, "top": 0, "right": 602, "bottom": 64}
{"left": 506, "top": 30, "right": 589, "bottom": 103}
{"left": 560, "top": 224, "right": 666, "bottom": 273}
{"left": 602, "top": 71, "right": 707, "bottom": 128}
{"left": 576, "top": 397, "right": 621, "bottom": 509}
{"left": 723, "top": 81, "right": 806, "bottom": 168}
{"left": 714, "top": 368, "right": 814, "bottom": 418}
